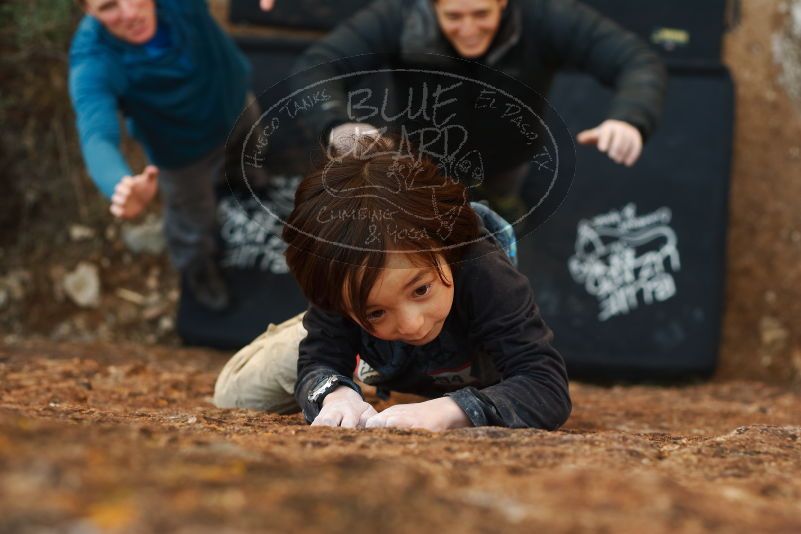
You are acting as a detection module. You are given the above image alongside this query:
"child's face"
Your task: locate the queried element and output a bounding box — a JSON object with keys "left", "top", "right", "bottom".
{"left": 348, "top": 253, "right": 454, "bottom": 345}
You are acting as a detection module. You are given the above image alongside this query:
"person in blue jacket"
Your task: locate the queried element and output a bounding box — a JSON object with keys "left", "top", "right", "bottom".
{"left": 68, "top": 0, "right": 272, "bottom": 309}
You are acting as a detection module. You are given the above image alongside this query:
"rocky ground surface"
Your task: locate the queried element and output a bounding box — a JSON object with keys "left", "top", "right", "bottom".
{"left": 1, "top": 339, "right": 800, "bottom": 534}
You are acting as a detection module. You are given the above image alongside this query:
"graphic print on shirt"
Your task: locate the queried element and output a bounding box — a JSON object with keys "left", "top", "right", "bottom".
{"left": 217, "top": 175, "right": 301, "bottom": 274}
{"left": 568, "top": 203, "right": 681, "bottom": 321}
{"left": 356, "top": 347, "right": 479, "bottom": 388}
{"left": 355, "top": 356, "right": 383, "bottom": 385}
{"left": 427, "top": 361, "right": 478, "bottom": 387}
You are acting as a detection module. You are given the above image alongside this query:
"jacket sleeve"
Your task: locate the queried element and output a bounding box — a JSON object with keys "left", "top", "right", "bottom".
{"left": 290, "top": 0, "right": 407, "bottom": 142}
{"left": 445, "top": 247, "right": 572, "bottom": 429}
{"left": 536, "top": 0, "right": 667, "bottom": 142}
{"left": 68, "top": 57, "right": 132, "bottom": 199}
{"left": 295, "top": 305, "right": 364, "bottom": 423}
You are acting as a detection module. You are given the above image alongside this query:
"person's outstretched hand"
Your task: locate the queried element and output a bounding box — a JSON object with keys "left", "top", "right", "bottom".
{"left": 110, "top": 165, "right": 159, "bottom": 220}
{"left": 577, "top": 119, "right": 643, "bottom": 167}
{"left": 259, "top": 0, "right": 275, "bottom": 11}
{"left": 312, "top": 385, "right": 378, "bottom": 428}
{"left": 365, "top": 397, "right": 471, "bottom": 432}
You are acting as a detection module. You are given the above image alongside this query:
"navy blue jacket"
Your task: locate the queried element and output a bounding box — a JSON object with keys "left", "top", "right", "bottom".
{"left": 296, "top": 220, "right": 571, "bottom": 429}
{"left": 68, "top": 0, "right": 251, "bottom": 197}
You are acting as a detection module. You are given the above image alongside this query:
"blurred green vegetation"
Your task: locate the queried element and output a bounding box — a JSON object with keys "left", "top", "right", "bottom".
{"left": 0, "top": 0, "right": 103, "bottom": 252}
{"left": 0, "top": 0, "right": 76, "bottom": 50}
{"left": 0, "top": 0, "right": 78, "bottom": 125}
{"left": 0, "top": 2, "right": 170, "bottom": 341}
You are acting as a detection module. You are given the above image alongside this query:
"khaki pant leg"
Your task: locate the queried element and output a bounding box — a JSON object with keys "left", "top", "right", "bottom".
{"left": 213, "top": 312, "right": 306, "bottom": 414}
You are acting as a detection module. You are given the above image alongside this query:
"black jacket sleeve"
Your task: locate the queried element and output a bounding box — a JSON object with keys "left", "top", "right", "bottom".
{"left": 535, "top": 0, "right": 667, "bottom": 141}
{"left": 445, "top": 245, "right": 572, "bottom": 429}
{"left": 290, "top": 0, "right": 408, "bottom": 142}
{"left": 295, "top": 306, "right": 363, "bottom": 423}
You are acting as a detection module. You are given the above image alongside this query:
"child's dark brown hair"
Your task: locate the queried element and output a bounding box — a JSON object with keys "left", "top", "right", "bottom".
{"left": 282, "top": 136, "right": 481, "bottom": 330}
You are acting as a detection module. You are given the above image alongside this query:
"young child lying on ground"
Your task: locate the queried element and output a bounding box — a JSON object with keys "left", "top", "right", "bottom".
{"left": 213, "top": 137, "right": 571, "bottom": 430}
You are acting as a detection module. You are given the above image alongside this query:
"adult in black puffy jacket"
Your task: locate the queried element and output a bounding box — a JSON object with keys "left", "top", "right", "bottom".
{"left": 291, "top": 0, "right": 667, "bottom": 215}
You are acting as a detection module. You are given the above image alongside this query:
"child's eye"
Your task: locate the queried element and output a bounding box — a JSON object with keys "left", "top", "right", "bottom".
{"left": 367, "top": 310, "right": 385, "bottom": 322}
{"left": 413, "top": 283, "right": 432, "bottom": 297}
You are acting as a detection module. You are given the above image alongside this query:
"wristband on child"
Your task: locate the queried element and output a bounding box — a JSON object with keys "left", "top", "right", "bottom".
{"left": 307, "top": 374, "right": 362, "bottom": 409}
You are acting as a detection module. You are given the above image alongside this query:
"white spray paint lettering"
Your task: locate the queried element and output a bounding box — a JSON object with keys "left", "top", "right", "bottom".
{"left": 568, "top": 203, "right": 681, "bottom": 321}
{"left": 217, "top": 176, "right": 301, "bottom": 274}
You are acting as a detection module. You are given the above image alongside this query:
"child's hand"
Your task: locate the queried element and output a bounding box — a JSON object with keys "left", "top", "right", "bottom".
{"left": 312, "top": 385, "right": 377, "bottom": 428}
{"left": 365, "top": 397, "right": 472, "bottom": 432}
{"left": 576, "top": 119, "right": 643, "bottom": 167}
{"left": 110, "top": 165, "right": 159, "bottom": 220}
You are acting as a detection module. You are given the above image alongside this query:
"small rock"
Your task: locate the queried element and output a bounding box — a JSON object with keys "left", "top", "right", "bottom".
{"left": 62, "top": 262, "right": 101, "bottom": 308}
{"left": 51, "top": 321, "right": 73, "bottom": 340}
{"left": 116, "top": 301, "right": 140, "bottom": 326}
{"left": 142, "top": 304, "right": 166, "bottom": 321}
{"left": 4, "top": 334, "right": 20, "bottom": 344}
{"left": 49, "top": 266, "right": 67, "bottom": 302}
{"left": 760, "top": 316, "right": 789, "bottom": 349}
{"left": 115, "top": 288, "right": 146, "bottom": 306}
{"left": 146, "top": 268, "right": 160, "bottom": 291}
{"left": 69, "top": 224, "right": 96, "bottom": 241}
{"left": 143, "top": 292, "right": 162, "bottom": 307}
{"left": 1, "top": 269, "right": 32, "bottom": 301}
{"left": 121, "top": 215, "right": 165, "bottom": 255}
{"left": 97, "top": 323, "right": 112, "bottom": 341}
{"left": 74, "top": 315, "right": 88, "bottom": 330}
{"left": 158, "top": 316, "right": 174, "bottom": 334}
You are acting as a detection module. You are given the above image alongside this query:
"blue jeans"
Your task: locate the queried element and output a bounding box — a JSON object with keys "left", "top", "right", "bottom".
{"left": 470, "top": 201, "right": 518, "bottom": 267}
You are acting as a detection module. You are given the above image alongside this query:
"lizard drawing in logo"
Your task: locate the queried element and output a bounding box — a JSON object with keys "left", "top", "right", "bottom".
{"left": 321, "top": 135, "right": 485, "bottom": 242}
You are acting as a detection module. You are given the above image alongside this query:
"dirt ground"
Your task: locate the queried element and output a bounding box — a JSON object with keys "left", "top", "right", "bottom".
{"left": 1, "top": 339, "right": 800, "bottom": 533}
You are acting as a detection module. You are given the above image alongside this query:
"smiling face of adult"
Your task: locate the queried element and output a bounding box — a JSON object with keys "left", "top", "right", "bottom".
{"left": 81, "top": 0, "right": 158, "bottom": 45}
{"left": 432, "top": 0, "right": 508, "bottom": 59}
